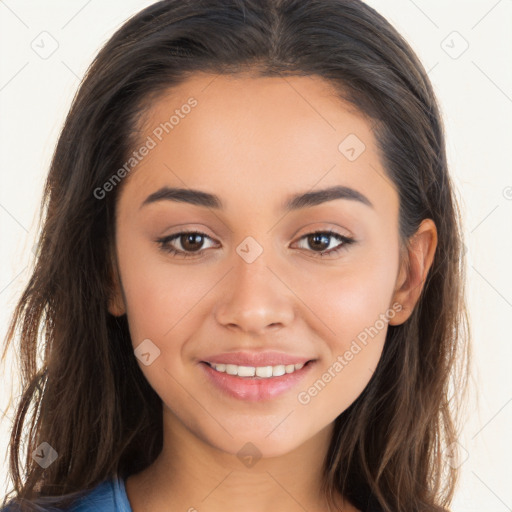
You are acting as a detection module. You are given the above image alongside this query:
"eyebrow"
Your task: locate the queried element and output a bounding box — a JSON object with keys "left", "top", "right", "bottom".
{"left": 139, "top": 185, "right": 374, "bottom": 211}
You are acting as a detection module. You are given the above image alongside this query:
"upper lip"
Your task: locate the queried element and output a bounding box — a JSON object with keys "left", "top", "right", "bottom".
{"left": 201, "top": 351, "right": 314, "bottom": 367}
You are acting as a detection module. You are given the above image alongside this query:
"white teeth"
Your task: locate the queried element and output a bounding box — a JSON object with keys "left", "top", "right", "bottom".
{"left": 208, "top": 361, "right": 308, "bottom": 378}
{"left": 272, "top": 365, "right": 286, "bottom": 377}
{"left": 256, "top": 366, "right": 273, "bottom": 378}
{"left": 237, "top": 365, "right": 256, "bottom": 377}
{"left": 225, "top": 364, "right": 238, "bottom": 375}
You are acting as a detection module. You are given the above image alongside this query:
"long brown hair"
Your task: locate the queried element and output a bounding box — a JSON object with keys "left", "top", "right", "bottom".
{"left": 1, "top": 0, "right": 471, "bottom": 510}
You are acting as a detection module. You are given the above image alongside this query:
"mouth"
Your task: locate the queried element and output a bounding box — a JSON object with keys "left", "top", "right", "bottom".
{"left": 198, "top": 359, "right": 317, "bottom": 402}
{"left": 201, "top": 360, "right": 313, "bottom": 378}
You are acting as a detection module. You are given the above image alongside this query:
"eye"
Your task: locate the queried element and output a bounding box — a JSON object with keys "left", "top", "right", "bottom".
{"left": 156, "top": 229, "right": 355, "bottom": 259}
{"left": 156, "top": 231, "right": 217, "bottom": 259}
{"left": 293, "top": 230, "right": 355, "bottom": 258}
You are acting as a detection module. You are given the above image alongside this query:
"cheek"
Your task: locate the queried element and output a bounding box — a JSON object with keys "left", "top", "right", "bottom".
{"left": 295, "top": 247, "right": 399, "bottom": 410}
{"left": 116, "top": 233, "right": 211, "bottom": 346}
{"left": 115, "top": 243, "right": 208, "bottom": 414}
{"left": 299, "top": 242, "right": 399, "bottom": 348}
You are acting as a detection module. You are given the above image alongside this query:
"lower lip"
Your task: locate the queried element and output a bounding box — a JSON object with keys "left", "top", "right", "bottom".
{"left": 199, "top": 361, "right": 316, "bottom": 402}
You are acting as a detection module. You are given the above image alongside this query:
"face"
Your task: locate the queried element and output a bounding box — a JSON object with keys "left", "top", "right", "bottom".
{"left": 109, "top": 72, "right": 416, "bottom": 459}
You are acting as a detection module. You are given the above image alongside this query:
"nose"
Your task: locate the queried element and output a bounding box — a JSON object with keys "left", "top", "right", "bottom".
{"left": 214, "top": 249, "right": 295, "bottom": 336}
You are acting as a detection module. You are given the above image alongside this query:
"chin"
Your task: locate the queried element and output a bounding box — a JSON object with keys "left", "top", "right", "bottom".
{"left": 205, "top": 429, "right": 309, "bottom": 462}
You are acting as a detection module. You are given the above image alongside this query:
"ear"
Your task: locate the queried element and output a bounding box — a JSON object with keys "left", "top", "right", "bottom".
{"left": 389, "top": 219, "right": 438, "bottom": 326}
{"left": 107, "top": 244, "right": 126, "bottom": 317}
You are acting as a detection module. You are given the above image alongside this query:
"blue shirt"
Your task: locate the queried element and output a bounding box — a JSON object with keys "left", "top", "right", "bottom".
{"left": 1, "top": 474, "right": 133, "bottom": 512}
{"left": 69, "top": 474, "right": 132, "bottom": 511}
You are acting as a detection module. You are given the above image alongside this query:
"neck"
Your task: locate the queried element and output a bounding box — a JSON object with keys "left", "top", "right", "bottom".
{"left": 125, "top": 406, "right": 349, "bottom": 512}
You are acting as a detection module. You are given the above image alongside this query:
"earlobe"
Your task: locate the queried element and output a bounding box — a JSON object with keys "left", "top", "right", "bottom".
{"left": 389, "top": 219, "right": 438, "bottom": 326}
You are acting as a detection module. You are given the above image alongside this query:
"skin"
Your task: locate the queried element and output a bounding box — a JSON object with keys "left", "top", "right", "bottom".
{"left": 108, "top": 72, "right": 437, "bottom": 512}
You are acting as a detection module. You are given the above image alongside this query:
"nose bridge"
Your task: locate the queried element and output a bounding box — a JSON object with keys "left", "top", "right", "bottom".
{"left": 213, "top": 234, "right": 295, "bottom": 334}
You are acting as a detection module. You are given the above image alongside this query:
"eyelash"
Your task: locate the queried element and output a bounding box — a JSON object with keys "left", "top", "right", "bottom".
{"left": 156, "top": 229, "right": 355, "bottom": 259}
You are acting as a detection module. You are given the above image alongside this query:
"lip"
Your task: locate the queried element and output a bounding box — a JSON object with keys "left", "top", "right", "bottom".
{"left": 198, "top": 358, "right": 316, "bottom": 402}
{"left": 200, "top": 350, "right": 313, "bottom": 367}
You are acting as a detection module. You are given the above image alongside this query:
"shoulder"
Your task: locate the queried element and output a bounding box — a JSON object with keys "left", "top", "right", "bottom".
{"left": 1, "top": 475, "right": 132, "bottom": 512}
{"left": 68, "top": 479, "right": 118, "bottom": 511}
{"left": 69, "top": 475, "right": 132, "bottom": 512}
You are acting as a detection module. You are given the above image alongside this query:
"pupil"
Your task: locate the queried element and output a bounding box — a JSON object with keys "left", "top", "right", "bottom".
{"left": 183, "top": 233, "right": 203, "bottom": 251}
{"left": 310, "top": 234, "right": 329, "bottom": 251}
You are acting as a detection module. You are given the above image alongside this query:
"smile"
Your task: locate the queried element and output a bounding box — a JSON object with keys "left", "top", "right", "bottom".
{"left": 199, "top": 360, "right": 316, "bottom": 402}
{"left": 205, "top": 361, "right": 306, "bottom": 378}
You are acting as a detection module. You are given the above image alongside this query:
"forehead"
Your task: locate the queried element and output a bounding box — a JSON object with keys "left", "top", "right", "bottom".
{"left": 119, "top": 72, "right": 397, "bottom": 218}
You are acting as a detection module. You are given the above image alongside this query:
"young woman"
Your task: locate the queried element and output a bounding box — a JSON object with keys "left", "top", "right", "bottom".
{"left": 0, "top": 0, "right": 471, "bottom": 511}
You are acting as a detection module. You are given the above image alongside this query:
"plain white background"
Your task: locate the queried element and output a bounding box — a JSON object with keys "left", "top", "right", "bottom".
{"left": 0, "top": 1, "right": 511, "bottom": 510}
